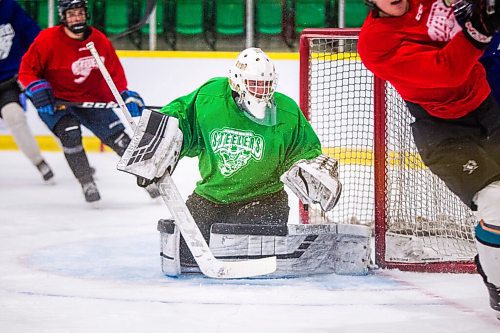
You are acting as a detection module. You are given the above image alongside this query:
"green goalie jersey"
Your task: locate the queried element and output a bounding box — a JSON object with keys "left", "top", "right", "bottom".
{"left": 159, "top": 77, "right": 322, "bottom": 204}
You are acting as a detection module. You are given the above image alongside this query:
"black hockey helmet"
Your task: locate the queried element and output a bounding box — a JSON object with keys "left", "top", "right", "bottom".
{"left": 58, "top": 0, "right": 89, "bottom": 34}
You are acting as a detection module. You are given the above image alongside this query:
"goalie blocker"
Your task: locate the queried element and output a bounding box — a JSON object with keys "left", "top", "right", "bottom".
{"left": 117, "top": 108, "right": 183, "bottom": 185}
{"left": 157, "top": 219, "right": 371, "bottom": 277}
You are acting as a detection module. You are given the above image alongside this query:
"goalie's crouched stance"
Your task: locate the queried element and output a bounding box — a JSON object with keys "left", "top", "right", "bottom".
{"left": 119, "top": 109, "right": 371, "bottom": 277}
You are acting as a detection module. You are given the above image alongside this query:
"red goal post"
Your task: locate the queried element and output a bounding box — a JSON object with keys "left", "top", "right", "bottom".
{"left": 299, "top": 28, "right": 477, "bottom": 273}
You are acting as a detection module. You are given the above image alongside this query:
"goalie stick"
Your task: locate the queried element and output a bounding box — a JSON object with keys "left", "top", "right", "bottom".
{"left": 55, "top": 100, "right": 162, "bottom": 111}
{"left": 86, "top": 41, "right": 277, "bottom": 279}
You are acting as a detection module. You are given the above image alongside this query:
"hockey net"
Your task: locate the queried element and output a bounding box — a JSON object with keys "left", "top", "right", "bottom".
{"left": 299, "top": 28, "right": 477, "bottom": 273}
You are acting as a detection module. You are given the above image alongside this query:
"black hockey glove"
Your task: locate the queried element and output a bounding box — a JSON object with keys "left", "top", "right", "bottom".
{"left": 25, "top": 80, "right": 55, "bottom": 115}
{"left": 453, "top": 0, "right": 500, "bottom": 49}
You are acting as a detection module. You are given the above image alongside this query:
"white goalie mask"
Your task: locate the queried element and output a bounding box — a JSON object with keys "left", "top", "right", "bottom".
{"left": 228, "top": 48, "right": 278, "bottom": 126}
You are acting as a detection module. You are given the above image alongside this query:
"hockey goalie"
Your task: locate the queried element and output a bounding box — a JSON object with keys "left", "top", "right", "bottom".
{"left": 118, "top": 48, "right": 371, "bottom": 277}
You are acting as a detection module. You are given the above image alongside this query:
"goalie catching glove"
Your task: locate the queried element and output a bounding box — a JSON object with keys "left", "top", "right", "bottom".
{"left": 281, "top": 154, "right": 342, "bottom": 212}
{"left": 117, "top": 109, "right": 183, "bottom": 186}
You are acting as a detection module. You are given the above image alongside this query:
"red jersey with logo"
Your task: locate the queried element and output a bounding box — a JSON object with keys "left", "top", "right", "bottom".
{"left": 358, "top": 0, "right": 490, "bottom": 119}
{"left": 18, "top": 25, "right": 127, "bottom": 102}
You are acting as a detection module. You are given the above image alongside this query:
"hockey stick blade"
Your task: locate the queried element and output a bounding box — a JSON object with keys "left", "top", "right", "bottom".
{"left": 158, "top": 173, "right": 277, "bottom": 279}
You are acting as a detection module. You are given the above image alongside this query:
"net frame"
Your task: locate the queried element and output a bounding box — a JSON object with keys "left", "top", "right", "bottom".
{"left": 299, "top": 28, "right": 477, "bottom": 273}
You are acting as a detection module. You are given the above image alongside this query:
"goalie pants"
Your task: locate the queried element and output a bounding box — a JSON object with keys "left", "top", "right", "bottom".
{"left": 179, "top": 190, "right": 290, "bottom": 266}
{"left": 407, "top": 95, "right": 500, "bottom": 209}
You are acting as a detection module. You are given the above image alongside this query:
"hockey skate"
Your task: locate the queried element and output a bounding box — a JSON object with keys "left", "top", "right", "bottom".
{"left": 36, "top": 160, "right": 54, "bottom": 181}
{"left": 81, "top": 181, "right": 101, "bottom": 203}
{"left": 476, "top": 256, "right": 500, "bottom": 320}
{"left": 483, "top": 277, "right": 500, "bottom": 320}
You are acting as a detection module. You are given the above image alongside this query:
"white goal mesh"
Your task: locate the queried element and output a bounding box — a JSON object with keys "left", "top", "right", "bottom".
{"left": 299, "top": 29, "right": 477, "bottom": 272}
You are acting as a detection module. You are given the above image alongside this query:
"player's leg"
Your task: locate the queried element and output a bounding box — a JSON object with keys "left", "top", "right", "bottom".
{"left": 408, "top": 102, "right": 500, "bottom": 208}
{"left": 409, "top": 102, "right": 500, "bottom": 317}
{"left": 50, "top": 114, "right": 100, "bottom": 202}
{"left": 0, "top": 79, "right": 53, "bottom": 181}
{"left": 77, "top": 107, "right": 160, "bottom": 198}
{"left": 475, "top": 97, "right": 500, "bottom": 317}
{"left": 75, "top": 107, "right": 129, "bottom": 155}
{"left": 477, "top": 96, "right": 500, "bottom": 165}
{"left": 474, "top": 180, "right": 500, "bottom": 318}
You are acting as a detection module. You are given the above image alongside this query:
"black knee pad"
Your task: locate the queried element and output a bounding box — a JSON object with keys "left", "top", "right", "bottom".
{"left": 53, "top": 116, "right": 82, "bottom": 149}
{"left": 103, "top": 131, "right": 131, "bottom": 156}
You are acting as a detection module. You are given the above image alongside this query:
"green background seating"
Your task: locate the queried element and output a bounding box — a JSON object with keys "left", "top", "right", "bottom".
{"left": 295, "top": 0, "right": 327, "bottom": 33}
{"left": 255, "top": 0, "right": 282, "bottom": 35}
{"left": 176, "top": 0, "right": 204, "bottom": 35}
{"left": 15, "top": 0, "right": 370, "bottom": 50}
{"left": 215, "top": 0, "right": 245, "bottom": 35}
{"left": 344, "top": 0, "right": 369, "bottom": 28}
{"left": 141, "top": 0, "right": 165, "bottom": 34}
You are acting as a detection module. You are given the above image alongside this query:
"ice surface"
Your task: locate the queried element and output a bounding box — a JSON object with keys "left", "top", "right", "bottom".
{"left": 0, "top": 151, "right": 498, "bottom": 332}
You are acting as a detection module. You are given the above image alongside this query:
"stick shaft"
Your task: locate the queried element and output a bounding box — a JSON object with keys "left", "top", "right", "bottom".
{"left": 86, "top": 41, "right": 136, "bottom": 130}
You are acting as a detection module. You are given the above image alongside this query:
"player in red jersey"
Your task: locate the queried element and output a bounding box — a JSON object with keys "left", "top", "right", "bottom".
{"left": 18, "top": 0, "right": 157, "bottom": 203}
{"left": 359, "top": 0, "right": 500, "bottom": 319}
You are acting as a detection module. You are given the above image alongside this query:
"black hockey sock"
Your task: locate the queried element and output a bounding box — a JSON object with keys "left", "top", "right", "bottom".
{"left": 54, "top": 116, "right": 93, "bottom": 185}
{"left": 63, "top": 149, "right": 94, "bottom": 185}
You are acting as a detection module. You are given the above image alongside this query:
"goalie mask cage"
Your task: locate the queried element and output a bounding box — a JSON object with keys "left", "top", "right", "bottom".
{"left": 299, "top": 28, "right": 477, "bottom": 273}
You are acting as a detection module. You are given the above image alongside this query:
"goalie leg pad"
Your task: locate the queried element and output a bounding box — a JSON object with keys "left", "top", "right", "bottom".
{"left": 157, "top": 219, "right": 181, "bottom": 277}
{"left": 157, "top": 221, "right": 371, "bottom": 277}
{"left": 208, "top": 223, "right": 371, "bottom": 277}
{"left": 117, "top": 109, "right": 183, "bottom": 182}
{"left": 281, "top": 154, "right": 342, "bottom": 212}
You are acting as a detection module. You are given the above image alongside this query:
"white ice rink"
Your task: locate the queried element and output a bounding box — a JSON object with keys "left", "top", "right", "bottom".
{"left": 0, "top": 151, "right": 499, "bottom": 333}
